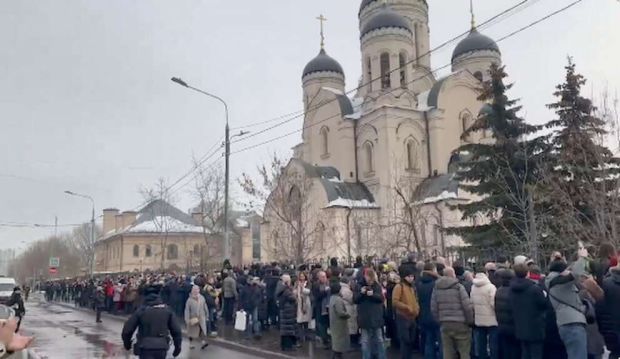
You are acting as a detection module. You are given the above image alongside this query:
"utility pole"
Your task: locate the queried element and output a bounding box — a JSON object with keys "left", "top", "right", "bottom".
{"left": 224, "top": 122, "right": 230, "bottom": 261}
{"left": 90, "top": 204, "right": 95, "bottom": 276}
{"left": 64, "top": 190, "right": 96, "bottom": 277}
{"left": 171, "top": 77, "right": 248, "bottom": 262}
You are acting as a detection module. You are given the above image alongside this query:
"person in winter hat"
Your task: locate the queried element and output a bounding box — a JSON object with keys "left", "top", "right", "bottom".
{"left": 494, "top": 269, "right": 520, "bottom": 359}
{"left": 392, "top": 266, "right": 420, "bottom": 359}
{"left": 416, "top": 262, "right": 442, "bottom": 359}
{"left": 510, "top": 263, "right": 548, "bottom": 359}
{"left": 545, "top": 256, "right": 588, "bottom": 359}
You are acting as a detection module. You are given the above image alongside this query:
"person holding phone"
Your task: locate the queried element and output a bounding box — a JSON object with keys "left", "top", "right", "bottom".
{"left": 354, "top": 268, "right": 386, "bottom": 359}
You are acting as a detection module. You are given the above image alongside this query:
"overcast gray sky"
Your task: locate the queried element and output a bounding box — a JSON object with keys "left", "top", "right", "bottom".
{"left": 1, "top": 0, "right": 619, "bottom": 249}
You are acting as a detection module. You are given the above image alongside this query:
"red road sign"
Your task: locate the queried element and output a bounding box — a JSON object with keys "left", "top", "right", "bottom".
{"left": 49, "top": 267, "right": 58, "bottom": 274}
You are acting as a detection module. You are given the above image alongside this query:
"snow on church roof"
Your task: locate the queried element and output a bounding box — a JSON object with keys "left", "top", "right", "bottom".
{"left": 292, "top": 159, "right": 379, "bottom": 210}
{"left": 413, "top": 174, "right": 460, "bottom": 205}
{"left": 127, "top": 216, "right": 204, "bottom": 233}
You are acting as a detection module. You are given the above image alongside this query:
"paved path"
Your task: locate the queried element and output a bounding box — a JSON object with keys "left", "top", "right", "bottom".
{"left": 21, "top": 300, "right": 257, "bottom": 359}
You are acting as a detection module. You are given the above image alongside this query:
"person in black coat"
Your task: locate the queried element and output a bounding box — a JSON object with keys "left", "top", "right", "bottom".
{"left": 277, "top": 274, "right": 297, "bottom": 351}
{"left": 312, "top": 271, "right": 331, "bottom": 348}
{"left": 121, "top": 286, "right": 182, "bottom": 359}
{"left": 239, "top": 277, "right": 264, "bottom": 338}
{"left": 602, "top": 266, "right": 620, "bottom": 359}
{"left": 509, "top": 264, "right": 547, "bottom": 359}
{"left": 416, "top": 262, "right": 442, "bottom": 359}
{"left": 264, "top": 268, "right": 280, "bottom": 328}
{"left": 494, "top": 269, "right": 519, "bottom": 359}
{"left": 353, "top": 268, "right": 386, "bottom": 359}
{"left": 94, "top": 287, "right": 106, "bottom": 323}
{"left": 6, "top": 287, "right": 25, "bottom": 332}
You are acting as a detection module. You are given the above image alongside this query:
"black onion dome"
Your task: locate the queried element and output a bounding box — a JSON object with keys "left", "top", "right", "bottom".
{"left": 302, "top": 48, "right": 344, "bottom": 78}
{"left": 452, "top": 28, "right": 500, "bottom": 61}
{"left": 361, "top": 4, "right": 411, "bottom": 37}
{"left": 359, "top": 0, "right": 376, "bottom": 14}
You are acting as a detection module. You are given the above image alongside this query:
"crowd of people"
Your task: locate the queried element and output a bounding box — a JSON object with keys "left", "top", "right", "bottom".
{"left": 43, "top": 244, "right": 620, "bottom": 359}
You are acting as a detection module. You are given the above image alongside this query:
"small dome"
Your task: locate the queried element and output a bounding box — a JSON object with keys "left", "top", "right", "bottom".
{"left": 359, "top": 0, "right": 376, "bottom": 14}
{"left": 302, "top": 48, "right": 344, "bottom": 79}
{"left": 361, "top": 4, "right": 411, "bottom": 37}
{"left": 451, "top": 28, "right": 500, "bottom": 62}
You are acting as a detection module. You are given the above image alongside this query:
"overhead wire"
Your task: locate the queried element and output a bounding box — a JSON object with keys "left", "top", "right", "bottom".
{"left": 230, "top": 0, "right": 585, "bottom": 156}
{"left": 229, "top": 0, "right": 534, "bottom": 144}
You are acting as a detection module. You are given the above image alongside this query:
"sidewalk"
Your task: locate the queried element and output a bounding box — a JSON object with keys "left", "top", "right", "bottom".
{"left": 48, "top": 299, "right": 407, "bottom": 359}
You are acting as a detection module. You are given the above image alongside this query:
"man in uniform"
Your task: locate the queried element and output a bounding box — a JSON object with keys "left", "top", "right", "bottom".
{"left": 121, "top": 285, "right": 182, "bottom": 359}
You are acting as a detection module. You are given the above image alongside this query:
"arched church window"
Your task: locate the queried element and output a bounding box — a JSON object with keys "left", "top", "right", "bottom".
{"left": 289, "top": 186, "right": 302, "bottom": 248}
{"left": 145, "top": 245, "right": 152, "bottom": 257}
{"left": 405, "top": 138, "right": 419, "bottom": 171}
{"left": 320, "top": 126, "right": 329, "bottom": 156}
{"left": 461, "top": 113, "right": 473, "bottom": 142}
{"left": 433, "top": 225, "right": 440, "bottom": 246}
{"left": 473, "top": 71, "right": 483, "bottom": 82}
{"left": 363, "top": 141, "right": 374, "bottom": 174}
{"left": 399, "top": 52, "right": 407, "bottom": 89}
{"left": 133, "top": 244, "right": 139, "bottom": 258}
{"left": 380, "top": 52, "right": 391, "bottom": 89}
{"left": 166, "top": 244, "right": 178, "bottom": 260}
{"left": 316, "top": 222, "right": 325, "bottom": 250}
{"left": 366, "top": 57, "right": 372, "bottom": 92}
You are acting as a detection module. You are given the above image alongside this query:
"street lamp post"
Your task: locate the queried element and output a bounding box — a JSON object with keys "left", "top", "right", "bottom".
{"left": 171, "top": 77, "right": 247, "bottom": 261}
{"left": 64, "top": 190, "right": 95, "bottom": 276}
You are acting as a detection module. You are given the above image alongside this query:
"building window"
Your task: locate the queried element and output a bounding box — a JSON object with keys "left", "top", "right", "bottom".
{"left": 366, "top": 57, "right": 372, "bottom": 92}
{"left": 473, "top": 71, "right": 483, "bottom": 82}
{"left": 316, "top": 222, "right": 325, "bottom": 250}
{"left": 399, "top": 52, "right": 407, "bottom": 88}
{"left": 320, "top": 126, "right": 329, "bottom": 156}
{"left": 145, "top": 245, "right": 152, "bottom": 257}
{"left": 433, "top": 225, "right": 440, "bottom": 246}
{"left": 363, "top": 141, "right": 374, "bottom": 174}
{"left": 167, "top": 244, "right": 178, "bottom": 260}
{"left": 406, "top": 138, "right": 419, "bottom": 171}
{"left": 380, "top": 52, "right": 391, "bottom": 89}
{"left": 193, "top": 244, "right": 199, "bottom": 256}
{"left": 133, "top": 245, "right": 139, "bottom": 258}
{"left": 461, "top": 113, "right": 473, "bottom": 142}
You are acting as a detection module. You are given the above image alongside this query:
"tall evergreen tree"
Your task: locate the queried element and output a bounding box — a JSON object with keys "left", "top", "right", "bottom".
{"left": 448, "top": 64, "right": 544, "bottom": 260}
{"left": 542, "top": 59, "right": 620, "bottom": 247}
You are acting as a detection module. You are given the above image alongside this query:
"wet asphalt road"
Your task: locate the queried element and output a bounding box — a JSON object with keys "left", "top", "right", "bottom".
{"left": 21, "top": 300, "right": 256, "bottom": 359}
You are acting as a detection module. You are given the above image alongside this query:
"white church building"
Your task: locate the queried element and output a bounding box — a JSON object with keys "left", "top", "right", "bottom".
{"left": 260, "top": 0, "right": 500, "bottom": 263}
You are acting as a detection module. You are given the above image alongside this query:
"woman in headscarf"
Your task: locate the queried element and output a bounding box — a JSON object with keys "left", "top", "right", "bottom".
{"left": 184, "top": 285, "right": 209, "bottom": 350}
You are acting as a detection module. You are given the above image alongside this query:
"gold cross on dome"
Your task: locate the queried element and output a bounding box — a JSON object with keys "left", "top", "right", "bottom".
{"left": 470, "top": 0, "right": 477, "bottom": 29}
{"left": 316, "top": 14, "right": 327, "bottom": 49}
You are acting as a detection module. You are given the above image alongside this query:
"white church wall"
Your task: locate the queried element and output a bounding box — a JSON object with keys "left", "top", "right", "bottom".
{"left": 428, "top": 74, "right": 485, "bottom": 175}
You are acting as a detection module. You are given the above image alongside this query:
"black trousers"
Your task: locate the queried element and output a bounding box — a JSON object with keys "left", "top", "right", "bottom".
{"left": 139, "top": 349, "right": 167, "bottom": 359}
{"left": 498, "top": 332, "right": 520, "bottom": 359}
{"left": 96, "top": 308, "right": 102, "bottom": 322}
{"left": 223, "top": 297, "right": 236, "bottom": 324}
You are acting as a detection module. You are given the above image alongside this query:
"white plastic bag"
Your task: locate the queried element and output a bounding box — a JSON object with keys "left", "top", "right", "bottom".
{"left": 308, "top": 319, "right": 316, "bottom": 330}
{"left": 234, "top": 310, "right": 247, "bottom": 331}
